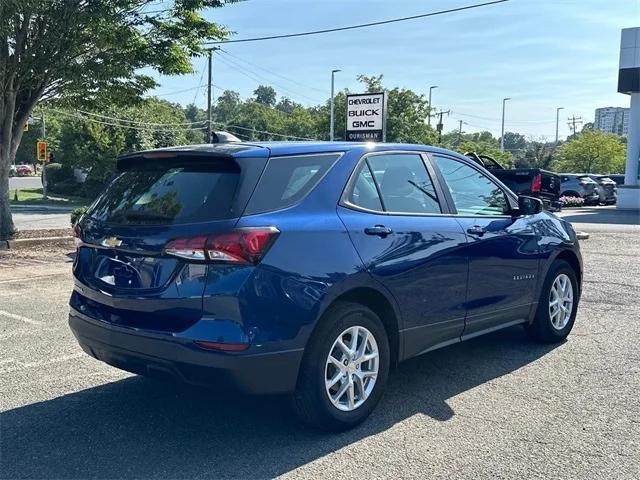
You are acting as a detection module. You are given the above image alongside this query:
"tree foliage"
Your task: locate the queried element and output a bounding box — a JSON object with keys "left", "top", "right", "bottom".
{"left": 554, "top": 130, "right": 626, "bottom": 174}
{"left": 1, "top": 0, "right": 234, "bottom": 237}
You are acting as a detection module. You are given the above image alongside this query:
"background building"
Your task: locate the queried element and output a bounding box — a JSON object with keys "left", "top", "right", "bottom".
{"left": 594, "top": 106, "right": 630, "bottom": 136}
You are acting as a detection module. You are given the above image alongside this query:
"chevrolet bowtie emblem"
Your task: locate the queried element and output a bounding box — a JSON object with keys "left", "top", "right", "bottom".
{"left": 102, "top": 237, "right": 123, "bottom": 248}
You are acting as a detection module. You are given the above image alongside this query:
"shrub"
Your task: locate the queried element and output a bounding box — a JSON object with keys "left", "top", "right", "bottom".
{"left": 43, "top": 162, "right": 73, "bottom": 184}
{"left": 48, "top": 178, "right": 81, "bottom": 196}
{"left": 559, "top": 196, "right": 585, "bottom": 208}
{"left": 70, "top": 206, "right": 88, "bottom": 226}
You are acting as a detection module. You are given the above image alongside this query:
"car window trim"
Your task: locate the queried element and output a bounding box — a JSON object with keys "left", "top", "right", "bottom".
{"left": 429, "top": 153, "right": 517, "bottom": 218}
{"left": 340, "top": 150, "right": 451, "bottom": 217}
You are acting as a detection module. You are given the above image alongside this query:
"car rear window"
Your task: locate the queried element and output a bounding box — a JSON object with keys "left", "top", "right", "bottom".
{"left": 88, "top": 159, "right": 242, "bottom": 225}
{"left": 244, "top": 153, "right": 341, "bottom": 215}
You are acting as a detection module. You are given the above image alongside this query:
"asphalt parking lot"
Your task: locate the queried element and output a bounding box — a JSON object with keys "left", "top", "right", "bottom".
{"left": 1, "top": 218, "right": 639, "bottom": 479}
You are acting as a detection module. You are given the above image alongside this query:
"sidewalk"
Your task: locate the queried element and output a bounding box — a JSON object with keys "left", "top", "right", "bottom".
{"left": 557, "top": 206, "right": 640, "bottom": 233}
{"left": 11, "top": 205, "right": 72, "bottom": 231}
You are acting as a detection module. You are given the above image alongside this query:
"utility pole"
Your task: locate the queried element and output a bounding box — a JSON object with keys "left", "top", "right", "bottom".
{"left": 427, "top": 85, "right": 438, "bottom": 127}
{"left": 206, "top": 47, "right": 221, "bottom": 143}
{"left": 436, "top": 109, "right": 450, "bottom": 144}
{"left": 555, "top": 107, "right": 564, "bottom": 145}
{"left": 207, "top": 49, "right": 213, "bottom": 143}
{"left": 457, "top": 119, "right": 466, "bottom": 146}
{"left": 330, "top": 69, "right": 341, "bottom": 141}
{"left": 567, "top": 115, "right": 583, "bottom": 138}
{"left": 500, "top": 97, "right": 511, "bottom": 152}
{"left": 41, "top": 110, "right": 47, "bottom": 199}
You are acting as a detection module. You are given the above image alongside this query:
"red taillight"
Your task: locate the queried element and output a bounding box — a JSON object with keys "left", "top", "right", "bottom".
{"left": 73, "top": 224, "right": 82, "bottom": 248}
{"left": 531, "top": 174, "right": 542, "bottom": 193}
{"left": 194, "top": 340, "right": 249, "bottom": 352}
{"left": 165, "top": 227, "right": 279, "bottom": 264}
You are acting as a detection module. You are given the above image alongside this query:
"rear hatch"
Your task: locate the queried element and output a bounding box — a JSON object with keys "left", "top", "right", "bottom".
{"left": 72, "top": 148, "right": 268, "bottom": 332}
{"left": 596, "top": 177, "right": 617, "bottom": 198}
{"left": 577, "top": 176, "right": 598, "bottom": 195}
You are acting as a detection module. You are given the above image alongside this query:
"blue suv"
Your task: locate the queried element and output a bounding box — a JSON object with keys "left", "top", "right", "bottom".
{"left": 69, "top": 142, "right": 583, "bottom": 431}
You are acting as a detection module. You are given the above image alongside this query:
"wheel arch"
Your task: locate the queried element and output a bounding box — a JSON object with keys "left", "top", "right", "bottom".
{"left": 547, "top": 248, "right": 583, "bottom": 294}
{"left": 316, "top": 286, "right": 402, "bottom": 365}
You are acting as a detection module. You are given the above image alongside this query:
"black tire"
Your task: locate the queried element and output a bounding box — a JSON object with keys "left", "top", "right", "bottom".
{"left": 292, "top": 301, "right": 390, "bottom": 431}
{"left": 526, "top": 260, "right": 579, "bottom": 343}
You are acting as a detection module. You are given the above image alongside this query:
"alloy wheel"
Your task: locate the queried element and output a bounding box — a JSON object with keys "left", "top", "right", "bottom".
{"left": 549, "top": 273, "right": 574, "bottom": 330}
{"left": 324, "top": 326, "right": 379, "bottom": 412}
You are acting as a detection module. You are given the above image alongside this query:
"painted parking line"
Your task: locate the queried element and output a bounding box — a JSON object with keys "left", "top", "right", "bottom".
{"left": 0, "top": 310, "right": 43, "bottom": 326}
{"left": 0, "top": 353, "right": 85, "bottom": 375}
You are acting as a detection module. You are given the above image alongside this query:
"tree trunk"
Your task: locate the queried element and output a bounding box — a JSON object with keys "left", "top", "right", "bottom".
{"left": 0, "top": 149, "right": 15, "bottom": 239}
{"left": 0, "top": 87, "right": 17, "bottom": 239}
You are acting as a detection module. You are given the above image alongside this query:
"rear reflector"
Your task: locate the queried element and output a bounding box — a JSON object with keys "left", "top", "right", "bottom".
{"left": 194, "top": 340, "right": 249, "bottom": 352}
{"left": 165, "top": 235, "right": 208, "bottom": 261}
{"left": 165, "top": 227, "right": 279, "bottom": 264}
{"left": 531, "top": 174, "right": 542, "bottom": 193}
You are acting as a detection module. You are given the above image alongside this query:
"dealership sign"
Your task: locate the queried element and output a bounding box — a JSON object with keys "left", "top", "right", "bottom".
{"left": 346, "top": 92, "right": 386, "bottom": 142}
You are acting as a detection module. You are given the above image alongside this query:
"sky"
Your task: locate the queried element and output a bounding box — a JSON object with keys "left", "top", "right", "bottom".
{"left": 147, "top": 0, "right": 640, "bottom": 140}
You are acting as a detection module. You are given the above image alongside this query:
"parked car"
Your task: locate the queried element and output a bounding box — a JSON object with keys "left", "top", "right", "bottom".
{"left": 12, "top": 164, "right": 33, "bottom": 176}
{"left": 585, "top": 174, "right": 617, "bottom": 204}
{"left": 69, "top": 142, "right": 583, "bottom": 431}
{"left": 608, "top": 174, "right": 625, "bottom": 186}
{"left": 465, "top": 153, "right": 561, "bottom": 210}
{"left": 560, "top": 174, "right": 600, "bottom": 205}
{"left": 9, "top": 165, "right": 17, "bottom": 176}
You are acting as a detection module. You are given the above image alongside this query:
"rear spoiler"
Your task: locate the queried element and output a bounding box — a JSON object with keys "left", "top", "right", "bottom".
{"left": 116, "top": 150, "right": 240, "bottom": 172}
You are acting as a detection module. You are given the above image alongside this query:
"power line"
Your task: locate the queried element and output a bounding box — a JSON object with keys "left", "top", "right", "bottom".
{"left": 73, "top": 109, "right": 206, "bottom": 127}
{"left": 203, "top": 1, "right": 510, "bottom": 45}
{"left": 219, "top": 122, "right": 316, "bottom": 141}
{"left": 48, "top": 109, "right": 207, "bottom": 132}
{"left": 452, "top": 111, "right": 557, "bottom": 124}
{"left": 214, "top": 54, "right": 323, "bottom": 104}
{"left": 218, "top": 49, "right": 327, "bottom": 94}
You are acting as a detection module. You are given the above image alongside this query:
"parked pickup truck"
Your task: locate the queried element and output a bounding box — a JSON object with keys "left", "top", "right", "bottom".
{"left": 466, "top": 153, "right": 561, "bottom": 211}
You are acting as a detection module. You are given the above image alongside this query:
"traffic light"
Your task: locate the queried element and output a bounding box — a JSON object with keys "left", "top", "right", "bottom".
{"left": 37, "top": 141, "right": 47, "bottom": 162}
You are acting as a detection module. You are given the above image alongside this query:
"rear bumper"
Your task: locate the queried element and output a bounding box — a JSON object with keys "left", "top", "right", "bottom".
{"left": 69, "top": 308, "right": 304, "bottom": 395}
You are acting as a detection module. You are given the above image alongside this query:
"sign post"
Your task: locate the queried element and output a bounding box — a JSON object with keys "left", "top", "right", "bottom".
{"left": 345, "top": 92, "right": 387, "bottom": 142}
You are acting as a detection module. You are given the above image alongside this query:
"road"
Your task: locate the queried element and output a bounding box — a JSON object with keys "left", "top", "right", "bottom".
{"left": 9, "top": 175, "right": 42, "bottom": 190}
{"left": 11, "top": 210, "right": 71, "bottom": 230}
{"left": 0, "top": 226, "right": 638, "bottom": 478}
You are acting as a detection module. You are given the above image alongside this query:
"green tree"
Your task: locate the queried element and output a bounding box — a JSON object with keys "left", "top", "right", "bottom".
{"left": 554, "top": 130, "right": 626, "bottom": 174}
{"left": 501, "top": 132, "right": 527, "bottom": 154}
{"left": 253, "top": 85, "right": 277, "bottom": 107}
{"left": 1, "top": 0, "right": 234, "bottom": 237}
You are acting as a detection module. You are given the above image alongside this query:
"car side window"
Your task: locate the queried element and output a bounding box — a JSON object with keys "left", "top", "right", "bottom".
{"left": 433, "top": 155, "right": 510, "bottom": 216}
{"left": 347, "top": 162, "right": 384, "bottom": 212}
{"left": 366, "top": 154, "right": 441, "bottom": 214}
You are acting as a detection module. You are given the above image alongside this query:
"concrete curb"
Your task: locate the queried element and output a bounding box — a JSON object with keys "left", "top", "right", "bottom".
{"left": 0, "top": 236, "right": 73, "bottom": 250}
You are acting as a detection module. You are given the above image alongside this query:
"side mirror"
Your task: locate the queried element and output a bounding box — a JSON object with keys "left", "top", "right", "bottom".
{"left": 514, "top": 196, "right": 543, "bottom": 216}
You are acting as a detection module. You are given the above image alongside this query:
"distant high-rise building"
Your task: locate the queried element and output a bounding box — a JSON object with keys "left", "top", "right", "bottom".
{"left": 594, "top": 107, "right": 630, "bottom": 136}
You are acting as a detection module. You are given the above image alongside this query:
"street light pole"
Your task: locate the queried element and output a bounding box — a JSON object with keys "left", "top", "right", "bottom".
{"left": 555, "top": 107, "right": 564, "bottom": 145}
{"left": 207, "top": 49, "right": 212, "bottom": 143}
{"left": 428, "top": 85, "right": 438, "bottom": 127}
{"left": 500, "top": 97, "right": 511, "bottom": 152}
{"left": 330, "top": 69, "right": 341, "bottom": 141}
